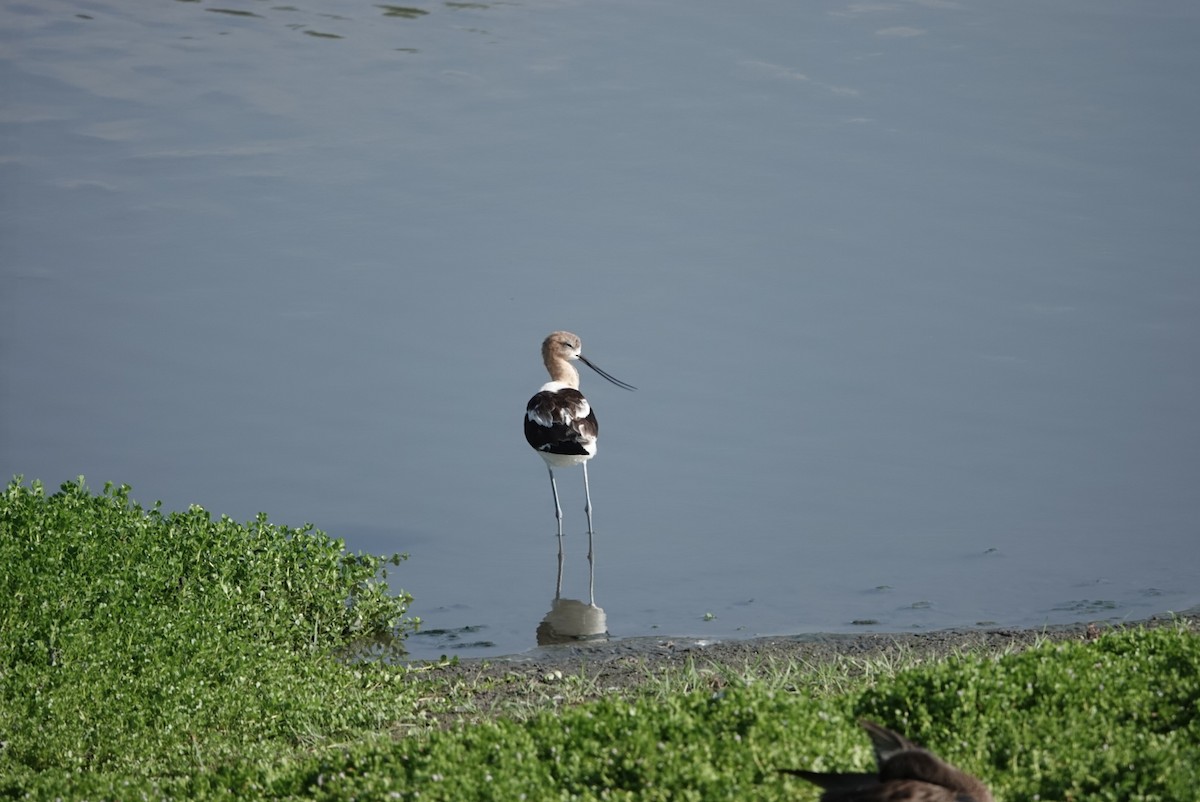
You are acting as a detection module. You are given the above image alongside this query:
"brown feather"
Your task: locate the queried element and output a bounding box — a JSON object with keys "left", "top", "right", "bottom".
{"left": 778, "top": 720, "right": 993, "bottom": 802}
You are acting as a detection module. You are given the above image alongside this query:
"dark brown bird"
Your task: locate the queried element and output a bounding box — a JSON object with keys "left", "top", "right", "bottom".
{"left": 779, "top": 719, "right": 994, "bottom": 802}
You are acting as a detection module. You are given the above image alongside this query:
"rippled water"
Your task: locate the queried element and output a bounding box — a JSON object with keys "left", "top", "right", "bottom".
{"left": 3, "top": 0, "right": 1199, "bottom": 660}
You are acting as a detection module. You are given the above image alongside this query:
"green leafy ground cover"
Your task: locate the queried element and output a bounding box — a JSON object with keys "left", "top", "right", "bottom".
{"left": 2, "top": 479, "right": 1197, "bottom": 800}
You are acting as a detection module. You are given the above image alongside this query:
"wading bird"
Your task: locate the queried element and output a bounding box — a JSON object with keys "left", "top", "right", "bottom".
{"left": 779, "top": 719, "right": 994, "bottom": 802}
{"left": 524, "top": 331, "right": 634, "bottom": 605}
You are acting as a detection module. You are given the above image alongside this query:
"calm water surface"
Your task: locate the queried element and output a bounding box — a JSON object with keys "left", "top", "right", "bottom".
{"left": 3, "top": 0, "right": 1199, "bottom": 660}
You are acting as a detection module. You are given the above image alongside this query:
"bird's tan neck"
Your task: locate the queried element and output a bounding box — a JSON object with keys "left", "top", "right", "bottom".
{"left": 545, "top": 357, "right": 580, "bottom": 388}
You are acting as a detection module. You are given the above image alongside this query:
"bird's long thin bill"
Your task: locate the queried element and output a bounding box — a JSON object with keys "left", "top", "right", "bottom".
{"left": 579, "top": 355, "right": 637, "bottom": 391}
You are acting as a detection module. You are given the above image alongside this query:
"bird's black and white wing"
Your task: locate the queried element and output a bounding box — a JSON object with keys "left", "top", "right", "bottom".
{"left": 525, "top": 388, "right": 598, "bottom": 456}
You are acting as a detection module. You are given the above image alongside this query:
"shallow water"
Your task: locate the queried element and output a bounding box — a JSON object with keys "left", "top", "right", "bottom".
{"left": 3, "top": 0, "right": 1199, "bottom": 661}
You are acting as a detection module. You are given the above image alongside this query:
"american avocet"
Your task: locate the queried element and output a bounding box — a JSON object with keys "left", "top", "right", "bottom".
{"left": 524, "top": 331, "right": 635, "bottom": 605}
{"left": 779, "top": 720, "right": 994, "bottom": 802}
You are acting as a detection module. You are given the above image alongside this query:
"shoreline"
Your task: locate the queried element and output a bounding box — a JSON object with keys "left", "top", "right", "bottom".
{"left": 415, "top": 607, "right": 1199, "bottom": 712}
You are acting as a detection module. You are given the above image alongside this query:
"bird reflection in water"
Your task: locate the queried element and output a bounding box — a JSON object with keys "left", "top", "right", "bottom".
{"left": 536, "top": 532, "right": 609, "bottom": 645}
{"left": 537, "top": 597, "right": 608, "bottom": 645}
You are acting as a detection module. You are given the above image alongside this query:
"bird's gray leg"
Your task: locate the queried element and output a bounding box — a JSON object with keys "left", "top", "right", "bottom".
{"left": 547, "top": 465, "right": 564, "bottom": 599}
{"left": 583, "top": 461, "right": 595, "bottom": 606}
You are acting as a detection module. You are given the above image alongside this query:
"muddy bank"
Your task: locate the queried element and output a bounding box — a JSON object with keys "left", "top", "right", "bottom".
{"left": 414, "top": 608, "right": 1198, "bottom": 713}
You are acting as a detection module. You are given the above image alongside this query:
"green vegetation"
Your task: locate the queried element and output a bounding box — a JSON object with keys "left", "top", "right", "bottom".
{"left": 0, "top": 478, "right": 416, "bottom": 799}
{"left": 3, "top": 478, "right": 1198, "bottom": 800}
